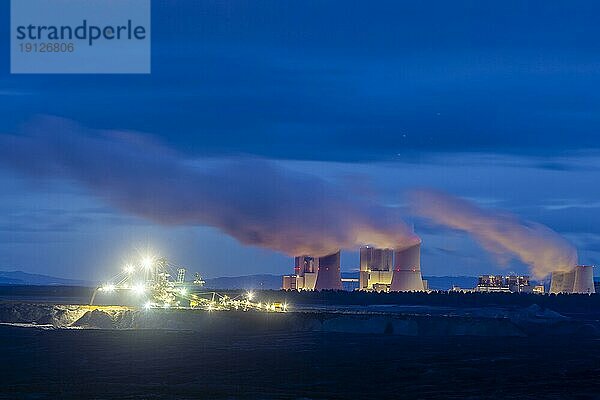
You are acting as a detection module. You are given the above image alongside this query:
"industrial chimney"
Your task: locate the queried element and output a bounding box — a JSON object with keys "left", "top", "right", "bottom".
{"left": 314, "top": 250, "right": 342, "bottom": 290}
{"left": 390, "top": 243, "right": 425, "bottom": 291}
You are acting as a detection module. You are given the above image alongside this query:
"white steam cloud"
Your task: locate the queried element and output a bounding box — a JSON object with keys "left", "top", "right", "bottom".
{"left": 0, "top": 116, "right": 420, "bottom": 257}
{"left": 409, "top": 189, "right": 578, "bottom": 278}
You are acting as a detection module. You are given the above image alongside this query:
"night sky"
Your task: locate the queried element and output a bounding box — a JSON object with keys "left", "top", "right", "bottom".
{"left": 1, "top": 1, "right": 599, "bottom": 281}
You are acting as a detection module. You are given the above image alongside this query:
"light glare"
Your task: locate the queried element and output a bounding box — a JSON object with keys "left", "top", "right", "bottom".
{"left": 101, "top": 283, "right": 115, "bottom": 292}
{"left": 141, "top": 256, "right": 154, "bottom": 270}
{"left": 123, "top": 264, "right": 135, "bottom": 274}
{"left": 132, "top": 283, "right": 146, "bottom": 294}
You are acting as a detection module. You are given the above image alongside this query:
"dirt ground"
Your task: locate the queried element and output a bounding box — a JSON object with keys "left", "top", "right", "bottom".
{"left": 1, "top": 325, "right": 599, "bottom": 399}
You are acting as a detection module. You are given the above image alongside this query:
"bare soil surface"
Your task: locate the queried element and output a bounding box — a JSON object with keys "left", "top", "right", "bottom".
{"left": 1, "top": 325, "right": 599, "bottom": 399}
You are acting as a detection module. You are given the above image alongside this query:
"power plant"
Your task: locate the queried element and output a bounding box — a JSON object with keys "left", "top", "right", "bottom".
{"left": 283, "top": 244, "right": 427, "bottom": 292}
{"left": 315, "top": 251, "right": 343, "bottom": 290}
{"left": 283, "top": 251, "right": 342, "bottom": 290}
{"left": 359, "top": 246, "right": 394, "bottom": 291}
{"left": 390, "top": 243, "right": 426, "bottom": 292}
{"left": 283, "top": 241, "right": 596, "bottom": 294}
{"left": 474, "top": 275, "right": 544, "bottom": 293}
{"left": 550, "top": 265, "right": 596, "bottom": 294}
{"left": 282, "top": 256, "right": 319, "bottom": 291}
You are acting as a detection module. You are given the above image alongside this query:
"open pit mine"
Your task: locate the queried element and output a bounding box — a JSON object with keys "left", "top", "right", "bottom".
{"left": 0, "top": 250, "right": 597, "bottom": 338}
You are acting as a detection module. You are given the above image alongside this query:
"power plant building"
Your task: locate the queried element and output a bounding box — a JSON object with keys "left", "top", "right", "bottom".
{"left": 282, "top": 256, "right": 318, "bottom": 291}
{"left": 475, "top": 275, "right": 532, "bottom": 293}
{"left": 390, "top": 243, "right": 426, "bottom": 292}
{"left": 359, "top": 246, "right": 394, "bottom": 291}
{"left": 283, "top": 243, "right": 428, "bottom": 292}
{"left": 315, "top": 251, "right": 342, "bottom": 290}
{"left": 550, "top": 265, "right": 595, "bottom": 294}
{"left": 282, "top": 251, "right": 342, "bottom": 291}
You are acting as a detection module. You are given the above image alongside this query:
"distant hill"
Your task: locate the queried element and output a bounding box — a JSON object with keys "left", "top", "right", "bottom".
{"left": 0, "top": 271, "right": 92, "bottom": 286}
{"left": 203, "top": 273, "right": 479, "bottom": 291}
{"left": 204, "top": 274, "right": 282, "bottom": 290}
{"left": 0, "top": 270, "right": 480, "bottom": 291}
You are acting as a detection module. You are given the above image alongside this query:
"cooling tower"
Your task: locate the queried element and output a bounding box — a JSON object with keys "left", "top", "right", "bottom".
{"left": 390, "top": 243, "right": 425, "bottom": 292}
{"left": 550, "top": 265, "right": 595, "bottom": 294}
{"left": 549, "top": 270, "right": 574, "bottom": 294}
{"left": 314, "top": 251, "right": 342, "bottom": 290}
{"left": 573, "top": 265, "right": 595, "bottom": 294}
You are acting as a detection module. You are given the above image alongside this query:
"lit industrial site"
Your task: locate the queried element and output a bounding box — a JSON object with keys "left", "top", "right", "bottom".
{"left": 87, "top": 232, "right": 596, "bottom": 316}
{"left": 92, "top": 254, "right": 287, "bottom": 312}
{"left": 282, "top": 243, "right": 596, "bottom": 295}
{"left": 1, "top": 149, "right": 598, "bottom": 398}
{"left": 3, "top": 0, "right": 600, "bottom": 398}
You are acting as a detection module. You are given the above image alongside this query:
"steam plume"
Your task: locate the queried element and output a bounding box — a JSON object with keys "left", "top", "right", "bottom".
{"left": 0, "top": 116, "right": 419, "bottom": 256}
{"left": 409, "top": 189, "right": 577, "bottom": 278}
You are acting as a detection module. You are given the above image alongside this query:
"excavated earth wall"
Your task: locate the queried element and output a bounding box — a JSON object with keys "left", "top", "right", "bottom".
{"left": 2, "top": 301, "right": 596, "bottom": 336}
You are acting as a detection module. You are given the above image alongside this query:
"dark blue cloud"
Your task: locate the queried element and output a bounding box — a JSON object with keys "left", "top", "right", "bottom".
{"left": 2, "top": 1, "right": 600, "bottom": 160}
{"left": 1, "top": 1, "right": 600, "bottom": 279}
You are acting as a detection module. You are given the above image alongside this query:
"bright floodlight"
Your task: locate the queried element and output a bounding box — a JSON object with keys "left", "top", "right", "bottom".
{"left": 123, "top": 264, "right": 135, "bottom": 274}
{"left": 143, "top": 301, "right": 153, "bottom": 310}
{"left": 102, "top": 283, "right": 115, "bottom": 292}
{"left": 246, "top": 291, "right": 255, "bottom": 301}
{"left": 141, "top": 256, "right": 154, "bottom": 270}
{"left": 132, "top": 283, "right": 146, "bottom": 295}
{"left": 179, "top": 288, "right": 188, "bottom": 296}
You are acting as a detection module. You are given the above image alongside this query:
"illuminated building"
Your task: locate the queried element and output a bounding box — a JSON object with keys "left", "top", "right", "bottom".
{"left": 390, "top": 243, "right": 426, "bottom": 292}
{"left": 475, "top": 275, "right": 532, "bottom": 293}
{"left": 533, "top": 285, "right": 545, "bottom": 294}
{"left": 550, "top": 265, "right": 595, "bottom": 294}
{"left": 359, "top": 246, "right": 394, "bottom": 291}
{"left": 282, "top": 255, "right": 318, "bottom": 291}
{"left": 505, "top": 275, "right": 530, "bottom": 292}
{"left": 296, "top": 255, "right": 318, "bottom": 290}
{"left": 282, "top": 252, "right": 342, "bottom": 291}
{"left": 281, "top": 275, "right": 300, "bottom": 290}
{"left": 477, "top": 275, "right": 505, "bottom": 289}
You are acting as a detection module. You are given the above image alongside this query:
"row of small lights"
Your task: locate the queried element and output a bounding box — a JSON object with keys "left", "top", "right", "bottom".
{"left": 99, "top": 256, "right": 156, "bottom": 293}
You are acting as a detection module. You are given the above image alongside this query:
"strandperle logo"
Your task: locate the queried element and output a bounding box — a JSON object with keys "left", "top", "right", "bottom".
{"left": 11, "top": 0, "right": 151, "bottom": 74}
{"left": 15, "top": 20, "right": 148, "bottom": 46}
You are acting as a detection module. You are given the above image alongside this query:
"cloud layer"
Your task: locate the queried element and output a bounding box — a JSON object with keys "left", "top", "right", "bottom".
{"left": 0, "top": 116, "right": 419, "bottom": 257}
{"left": 410, "top": 190, "right": 578, "bottom": 278}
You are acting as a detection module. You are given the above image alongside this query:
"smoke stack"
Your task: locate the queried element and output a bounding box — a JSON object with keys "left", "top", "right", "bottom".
{"left": 314, "top": 251, "right": 342, "bottom": 290}
{"left": 390, "top": 243, "right": 425, "bottom": 292}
